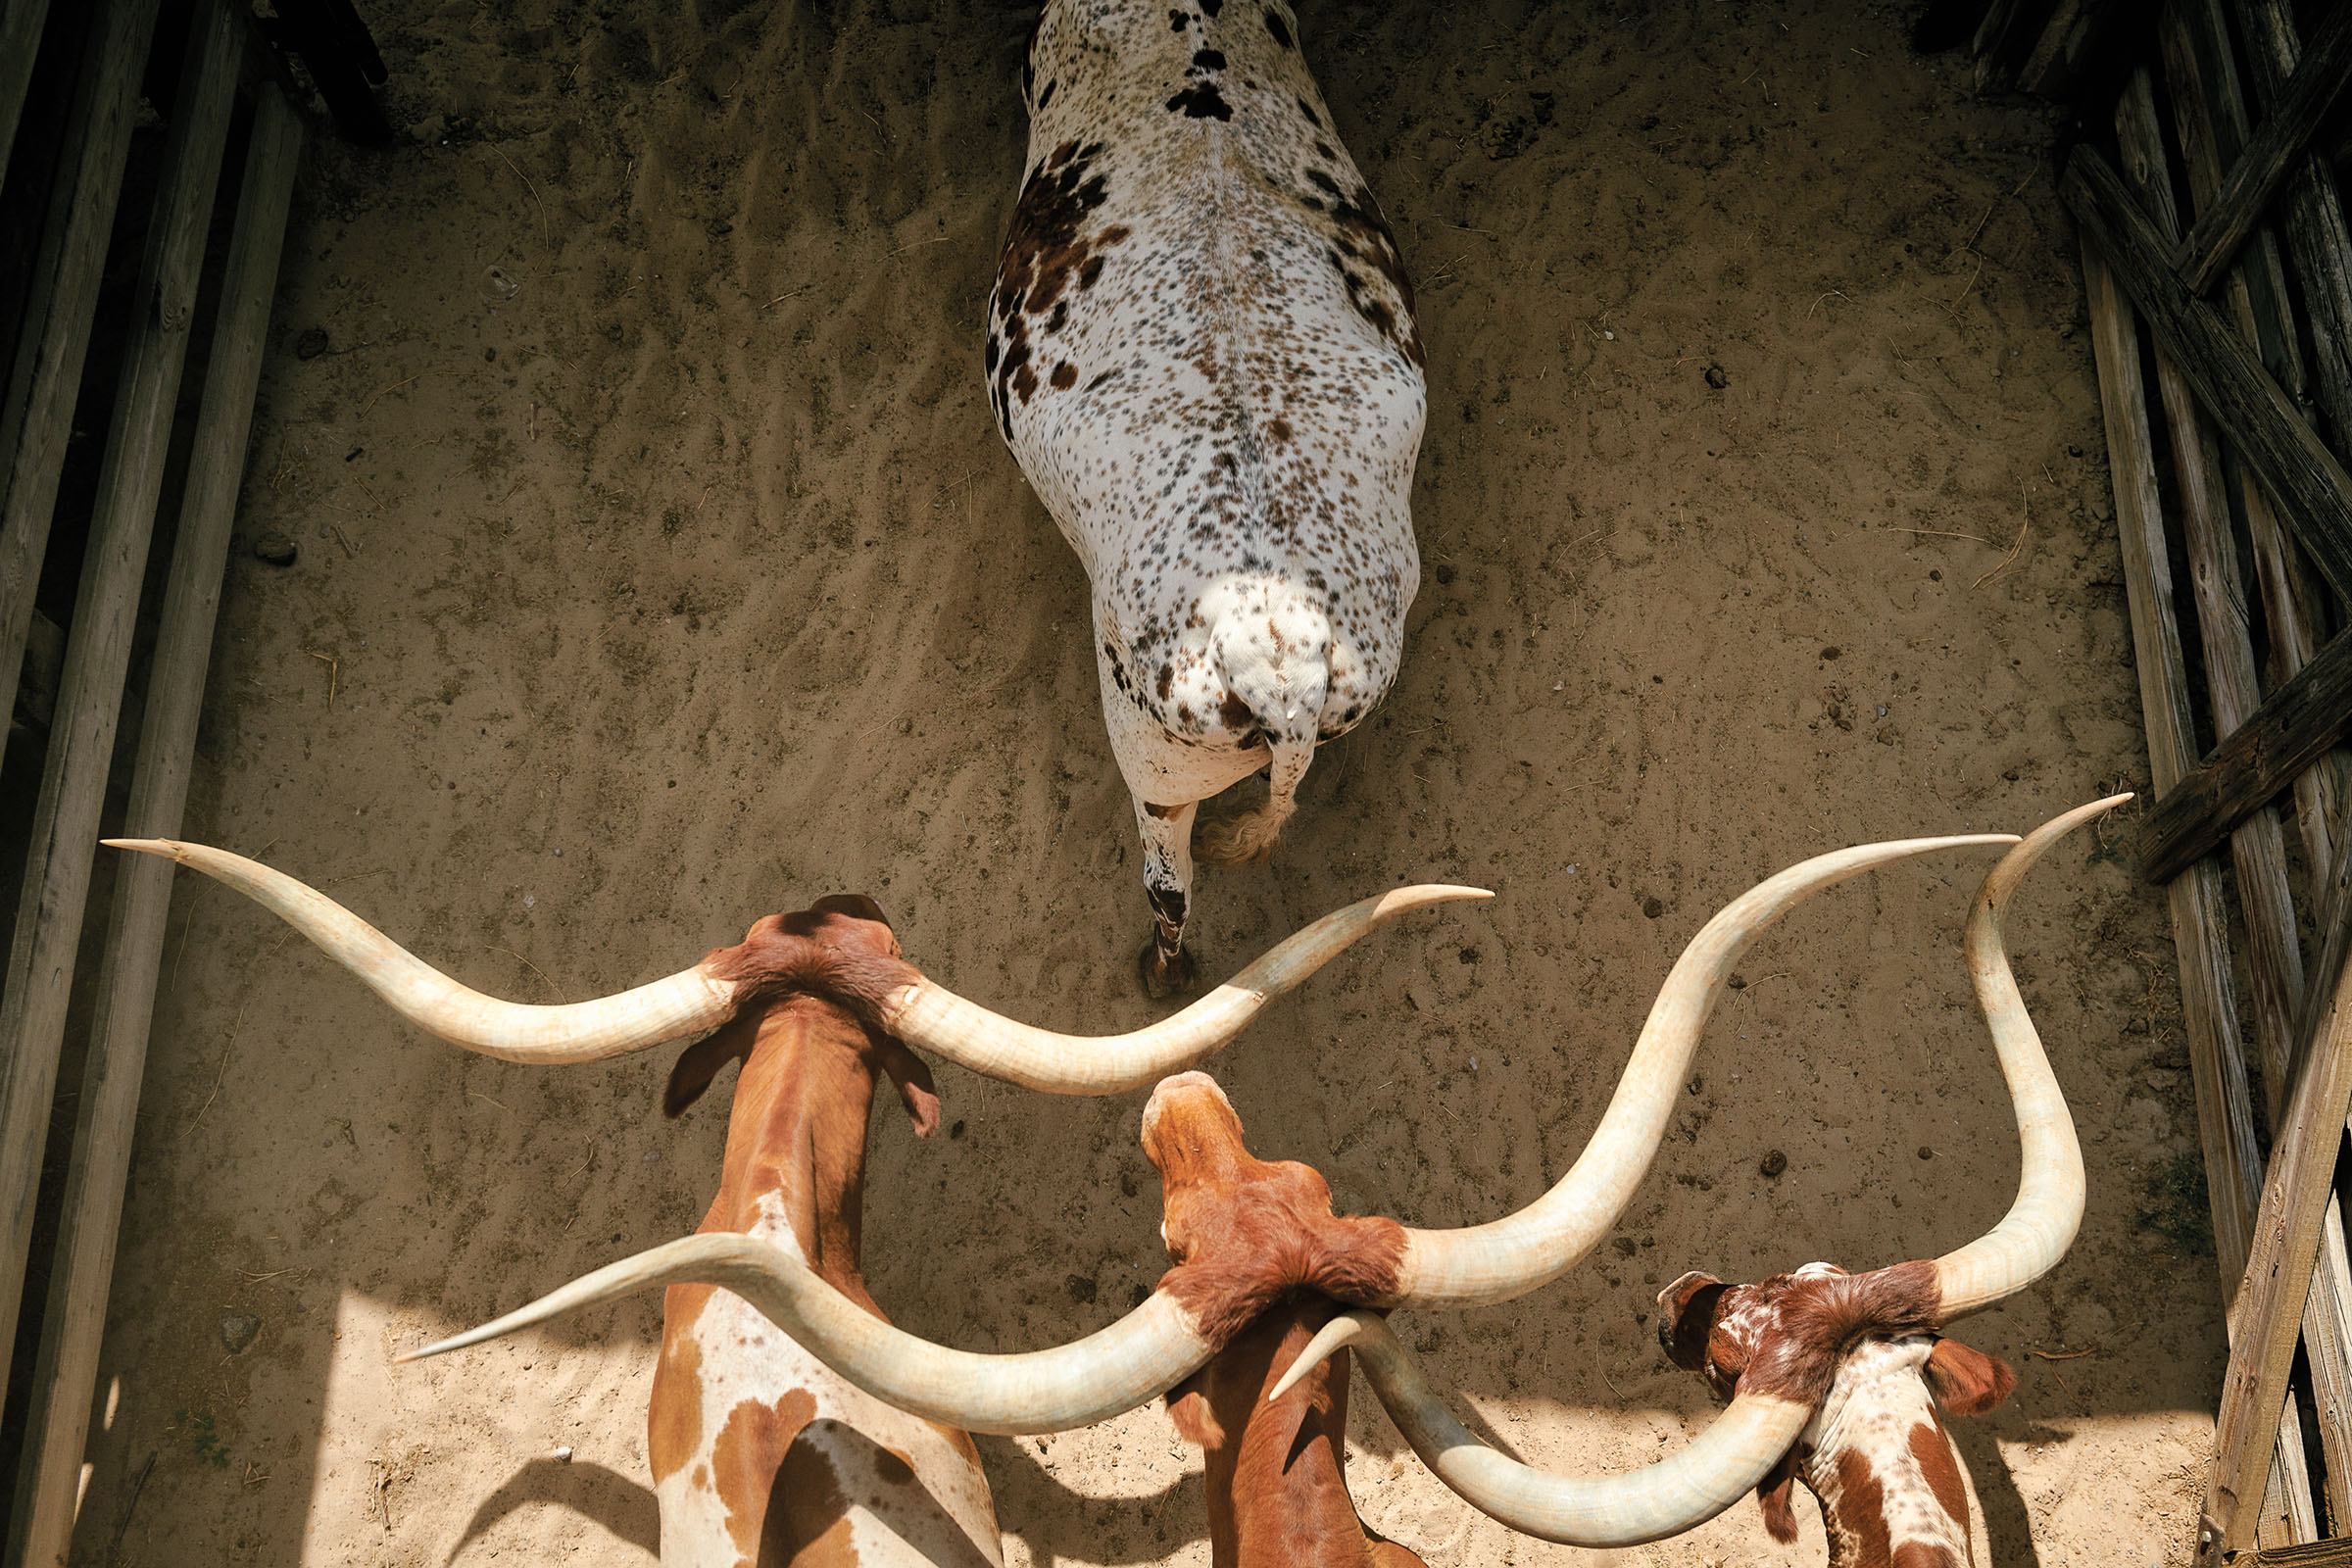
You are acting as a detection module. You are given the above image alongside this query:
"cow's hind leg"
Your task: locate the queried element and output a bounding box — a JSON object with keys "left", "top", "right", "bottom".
{"left": 1196, "top": 737, "right": 1310, "bottom": 865}
{"left": 1134, "top": 797, "right": 1200, "bottom": 999}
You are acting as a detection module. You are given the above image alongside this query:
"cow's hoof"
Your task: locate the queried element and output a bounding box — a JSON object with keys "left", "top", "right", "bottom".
{"left": 1140, "top": 940, "right": 1200, "bottom": 1000}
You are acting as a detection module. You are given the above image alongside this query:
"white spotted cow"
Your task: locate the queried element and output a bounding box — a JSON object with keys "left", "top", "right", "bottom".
{"left": 986, "top": 0, "right": 1428, "bottom": 994}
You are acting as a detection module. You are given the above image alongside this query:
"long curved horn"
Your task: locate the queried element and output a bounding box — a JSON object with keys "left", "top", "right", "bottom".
{"left": 877, "top": 882, "right": 1490, "bottom": 1093}
{"left": 1273, "top": 799, "right": 2123, "bottom": 1544}
{"left": 1281, "top": 1308, "right": 1809, "bottom": 1545}
{"left": 103, "top": 839, "right": 1485, "bottom": 1084}
{"left": 103, "top": 839, "right": 738, "bottom": 1062}
{"left": 1376, "top": 831, "right": 2018, "bottom": 1308}
{"left": 1932, "top": 792, "right": 2127, "bottom": 1317}
{"left": 405, "top": 1232, "right": 1216, "bottom": 1435}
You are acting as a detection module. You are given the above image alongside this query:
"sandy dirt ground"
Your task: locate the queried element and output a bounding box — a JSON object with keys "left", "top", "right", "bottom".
{"left": 66, "top": 0, "right": 2226, "bottom": 1562}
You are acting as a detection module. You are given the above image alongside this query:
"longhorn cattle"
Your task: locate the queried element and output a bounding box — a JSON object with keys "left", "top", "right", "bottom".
{"left": 106, "top": 840, "right": 1476, "bottom": 1561}
{"left": 388, "top": 816, "right": 2038, "bottom": 1438}
{"left": 1653, "top": 1259, "right": 2011, "bottom": 1565}
{"left": 1146, "top": 1071, "right": 1426, "bottom": 1568}
{"left": 648, "top": 898, "right": 1002, "bottom": 1562}
{"left": 991, "top": 0, "right": 1429, "bottom": 994}
{"left": 393, "top": 814, "right": 2080, "bottom": 1567}
{"left": 1273, "top": 798, "right": 2123, "bottom": 1551}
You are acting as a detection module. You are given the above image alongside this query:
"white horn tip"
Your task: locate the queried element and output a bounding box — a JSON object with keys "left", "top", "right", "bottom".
{"left": 1268, "top": 1309, "right": 1376, "bottom": 1404}
{"left": 1393, "top": 884, "right": 1494, "bottom": 904}
{"left": 102, "top": 838, "right": 178, "bottom": 855}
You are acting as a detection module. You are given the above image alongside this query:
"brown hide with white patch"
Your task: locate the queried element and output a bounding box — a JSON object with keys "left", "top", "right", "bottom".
{"left": 1657, "top": 1261, "right": 2015, "bottom": 1567}
{"left": 1143, "top": 1072, "right": 1421, "bottom": 1566}
{"left": 650, "top": 897, "right": 1001, "bottom": 1566}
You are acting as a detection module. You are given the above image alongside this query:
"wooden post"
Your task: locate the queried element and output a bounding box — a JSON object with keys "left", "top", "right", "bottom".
{"left": 2169, "top": 0, "right": 2347, "bottom": 906}
{"left": 2082, "top": 232, "right": 2311, "bottom": 1533}
{"left": 2177, "top": 0, "right": 2352, "bottom": 294}
{"left": 2238, "top": 0, "right": 2352, "bottom": 457}
{"left": 2119, "top": 68, "right": 2307, "bottom": 1133}
{"left": 0, "top": 0, "right": 241, "bottom": 1411}
{"left": 0, "top": 0, "right": 163, "bottom": 785}
{"left": 2141, "top": 28, "right": 2352, "bottom": 1526}
{"left": 0, "top": 0, "right": 48, "bottom": 181}
{"left": 2, "top": 82, "right": 300, "bottom": 1568}
{"left": 2199, "top": 906, "right": 2352, "bottom": 1559}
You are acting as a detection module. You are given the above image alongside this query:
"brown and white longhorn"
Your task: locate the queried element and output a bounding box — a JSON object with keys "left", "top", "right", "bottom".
{"left": 1278, "top": 797, "right": 2122, "bottom": 1549}
{"left": 108, "top": 840, "right": 1478, "bottom": 1562}
{"left": 398, "top": 815, "right": 2032, "bottom": 1445}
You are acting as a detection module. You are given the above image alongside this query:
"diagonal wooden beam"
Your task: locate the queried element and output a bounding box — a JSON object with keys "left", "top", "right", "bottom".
{"left": 2198, "top": 894, "right": 2352, "bottom": 1559}
{"left": 2138, "top": 627, "right": 2352, "bottom": 883}
{"left": 2179, "top": 0, "right": 2352, "bottom": 293}
{"left": 2062, "top": 145, "right": 2352, "bottom": 604}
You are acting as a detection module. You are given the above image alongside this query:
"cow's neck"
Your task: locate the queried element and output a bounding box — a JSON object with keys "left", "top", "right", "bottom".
{"left": 1209, "top": 1308, "right": 1390, "bottom": 1568}
{"left": 706, "top": 999, "right": 882, "bottom": 1311}
{"left": 1797, "top": 1351, "right": 1973, "bottom": 1568}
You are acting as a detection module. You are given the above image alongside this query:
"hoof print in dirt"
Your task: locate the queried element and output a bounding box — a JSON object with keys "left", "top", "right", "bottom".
{"left": 253, "top": 534, "right": 298, "bottom": 566}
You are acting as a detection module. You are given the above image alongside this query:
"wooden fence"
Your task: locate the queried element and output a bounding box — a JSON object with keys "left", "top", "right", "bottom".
{"left": 2014, "top": 0, "right": 2352, "bottom": 1559}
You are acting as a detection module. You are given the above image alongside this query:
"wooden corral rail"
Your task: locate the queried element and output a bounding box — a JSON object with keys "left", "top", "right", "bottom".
{"left": 2052, "top": 0, "right": 2352, "bottom": 1558}
{"left": 0, "top": 2, "right": 309, "bottom": 1561}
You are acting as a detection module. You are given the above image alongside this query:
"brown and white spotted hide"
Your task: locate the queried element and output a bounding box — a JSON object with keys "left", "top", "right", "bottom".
{"left": 649, "top": 897, "right": 1001, "bottom": 1566}
{"left": 991, "top": 0, "right": 1428, "bottom": 993}
{"left": 1143, "top": 1072, "right": 1422, "bottom": 1567}
{"left": 1656, "top": 1261, "right": 2017, "bottom": 1568}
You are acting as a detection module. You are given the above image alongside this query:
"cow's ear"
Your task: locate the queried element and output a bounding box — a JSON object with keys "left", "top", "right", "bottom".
{"left": 876, "top": 1036, "right": 942, "bottom": 1138}
{"left": 663, "top": 1008, "right": 762, "bottom": 1118}
{"left": 1756, "top": 1446, "right": 1801, "bottom": 1544}
{"left": 1924, "top": 1337, "right": 2017, "bottom": 1416}
{"left": 1164, "top": 1374, "right": 1223, "bottom": 1449}
{"left": 1656, "top": 1271, "right": 1728, "bottom": 1372}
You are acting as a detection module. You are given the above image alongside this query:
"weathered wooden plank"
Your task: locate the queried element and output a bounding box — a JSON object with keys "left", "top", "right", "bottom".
{"left": 2, "top": 81, "right": 301, "bottom": 1568}
{"left": 2063, "top": 145, "right": 2352, "bottom": 605}
{"left": 2232, "top": 1534, "right": 2352, "bottom": 1566}
{"left": 0, "top": 0, "right": 240, "bottom": 1411}
{"left": 2237, "top": 0, "right": 2352, "bottom": 459}
{"left": 2146, "top": 3, "right": 2347, "bottom": 881}
{"left": 2137, "top": 629, "right": 2352, "bottom": 883}
{"left": 0, "top": 0, "right": 49, "bottom": 181}
{"left": 2180, "top": 0, "right": 2352, "bottom": 293}
{"left": 2124, "top": 61, "right": 2308, "bottom": 1125}
{"left": 2198, "top": 898, "right": 2352, "bottom": 1558}
{"left": 0, "top": 0, "right": 163, "bottom": 785}
{"left": 2146, "top": 31, "right": 2352, "bottom": 1530}
{"left": 2086, "top": 226, "right": 2273, "bottom": 1357}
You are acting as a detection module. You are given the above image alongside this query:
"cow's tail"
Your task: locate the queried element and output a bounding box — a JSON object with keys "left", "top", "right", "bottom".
{"left": 1197, "top": 728, "right": 1313, "bottom": 864}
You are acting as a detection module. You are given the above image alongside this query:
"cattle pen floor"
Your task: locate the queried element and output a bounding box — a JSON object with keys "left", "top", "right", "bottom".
{"left": 74, "top": 1, "right": 2208, "bottom": 1563}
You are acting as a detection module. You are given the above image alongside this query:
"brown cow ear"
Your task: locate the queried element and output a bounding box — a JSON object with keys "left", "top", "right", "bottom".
{"left": 663, "top": 1009, "right": 763, "bottom": 1118}
{"left": 876, "top": 1036, "right": 943, "bottom": 1138}
{"left": 1163, "top": 1375, "right": 1223, "bottom": 1449}
{"left": 1924, "top": 1337, "right": 2018, "bottom": 1416}
{"left": 1656, "top": 1271, "right": 1728, "bottom": 1372}
{"left": 1756, "top": 1447, "right": 1801, "bottom": 1544}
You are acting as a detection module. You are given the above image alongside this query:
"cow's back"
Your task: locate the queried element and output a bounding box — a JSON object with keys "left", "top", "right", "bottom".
{"left": 650, "top": 1282, "right": 1001, "bottom": 1566}
{"left": 989, "top": 0, "right": 1425, "bottom": 673}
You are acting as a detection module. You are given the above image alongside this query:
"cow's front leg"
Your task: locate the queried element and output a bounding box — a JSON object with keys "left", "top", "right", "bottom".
{"left": 1134, "top": 797, "right": 1200, "bottom": 999}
